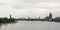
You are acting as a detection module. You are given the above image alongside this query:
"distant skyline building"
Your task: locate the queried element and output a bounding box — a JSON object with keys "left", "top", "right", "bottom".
{"left": 45, "top": 12, "right": 52, "bottom": 21}
{"left": 28, "top": 17, "right": 30, "bottom": 19}
{"left": 49, "top": 13, "right": 52, "bottom": 21}
{"left": 9, "top": 14, "right": 12, "bottom": 19}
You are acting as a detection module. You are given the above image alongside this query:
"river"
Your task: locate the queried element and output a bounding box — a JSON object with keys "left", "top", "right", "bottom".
{"left": 0, "top": 21, "right": 60, "bottom": 30}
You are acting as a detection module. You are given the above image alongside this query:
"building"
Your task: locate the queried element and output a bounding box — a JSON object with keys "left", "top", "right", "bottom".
{"left": 9, "top": 14, "right": 12, "bottom": 19}
{"left": 45, "top": 13, "right": 52, "bottom": 21}
{"left": 49, "top": 13, "right": 52, "bottom": 21}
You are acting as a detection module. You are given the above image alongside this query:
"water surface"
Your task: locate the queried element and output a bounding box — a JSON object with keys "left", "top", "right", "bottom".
{"left": 0, "top": 21, "right": 60, "bottom": 30}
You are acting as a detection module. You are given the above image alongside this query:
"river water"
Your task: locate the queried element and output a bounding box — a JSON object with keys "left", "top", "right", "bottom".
{"left": 0, "top": 21, "right": 60, "bottom": 30}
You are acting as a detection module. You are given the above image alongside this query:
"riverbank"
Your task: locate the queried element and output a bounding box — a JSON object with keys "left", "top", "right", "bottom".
{"left": 0, "top": 17, "right": 16, "bottom": 23}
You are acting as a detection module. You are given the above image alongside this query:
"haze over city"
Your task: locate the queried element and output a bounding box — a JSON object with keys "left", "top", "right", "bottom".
{"left": 0, "top": 0, "right": 60, "bottom": 18}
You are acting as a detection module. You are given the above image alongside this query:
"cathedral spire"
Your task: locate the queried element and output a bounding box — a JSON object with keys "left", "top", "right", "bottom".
{"left": 49, "top": 13, "right": 52, "bottom": 18}
{"left": 49, "top": 12, "right": 52, "bottom": 21}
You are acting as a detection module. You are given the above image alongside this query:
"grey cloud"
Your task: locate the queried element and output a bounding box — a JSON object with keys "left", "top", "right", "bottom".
{"left": 22, "top": 0, "right": 60, "bottom": 3}
{"left": 34, "top": 7, "right": 51, "bottom": 9}
{"left": 12, "top": 5, "right": 23, "bottom": 9}
{"left": 0, "top": 0, "right": 60, "bottom": 18}
{"left": 0, "top": 3, "right": 6, "bottom": 5}
{"left": 11, "top": 0, "right": 60, "bottom": 9}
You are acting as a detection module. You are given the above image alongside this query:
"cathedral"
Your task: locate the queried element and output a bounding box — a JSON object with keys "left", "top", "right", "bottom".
{"left": 45, "top": 13, "right": 52, "bottom": 21}
{"left": 49, "top": 13, "right": 52, "bottom": 21}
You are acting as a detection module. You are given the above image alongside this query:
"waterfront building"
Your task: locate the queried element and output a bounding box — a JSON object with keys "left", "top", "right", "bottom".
{"left": 49, "top": 13, "right": 52, "bottom": 21}
{"left": 45, "top": 13, "right": 52, "bottom": 21}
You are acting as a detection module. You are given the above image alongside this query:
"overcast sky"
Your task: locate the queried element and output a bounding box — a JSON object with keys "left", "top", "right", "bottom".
{"left": 0, "top": 0, "right": 60, "bottom": 18}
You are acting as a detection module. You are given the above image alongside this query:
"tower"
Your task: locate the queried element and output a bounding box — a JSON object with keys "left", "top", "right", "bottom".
{"left": 39, "top": 17, "right": 40, "bottom": 19}
{"left": 28, "top": 17, "right": 30, "bottom": 20}
{"left": 49, "top": 13, "right": 52, "bottom": 21}
{"left": 9, "top": 14, "right": 12, "bottom": 19}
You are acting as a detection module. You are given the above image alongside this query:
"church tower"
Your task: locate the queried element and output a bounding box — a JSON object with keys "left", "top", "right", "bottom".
{"left": 28, "top": 17, "right": 30, "bottom": 20}
{"left": 9, "top": 14, "right": 12, "bottom": 19}
{"left": 49, "top": 13, "right": 52, "bottom": 21}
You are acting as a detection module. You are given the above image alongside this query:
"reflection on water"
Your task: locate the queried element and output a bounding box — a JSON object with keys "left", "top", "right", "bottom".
{"left": 0, "top": 21, "right": 60, "bottom": 30}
